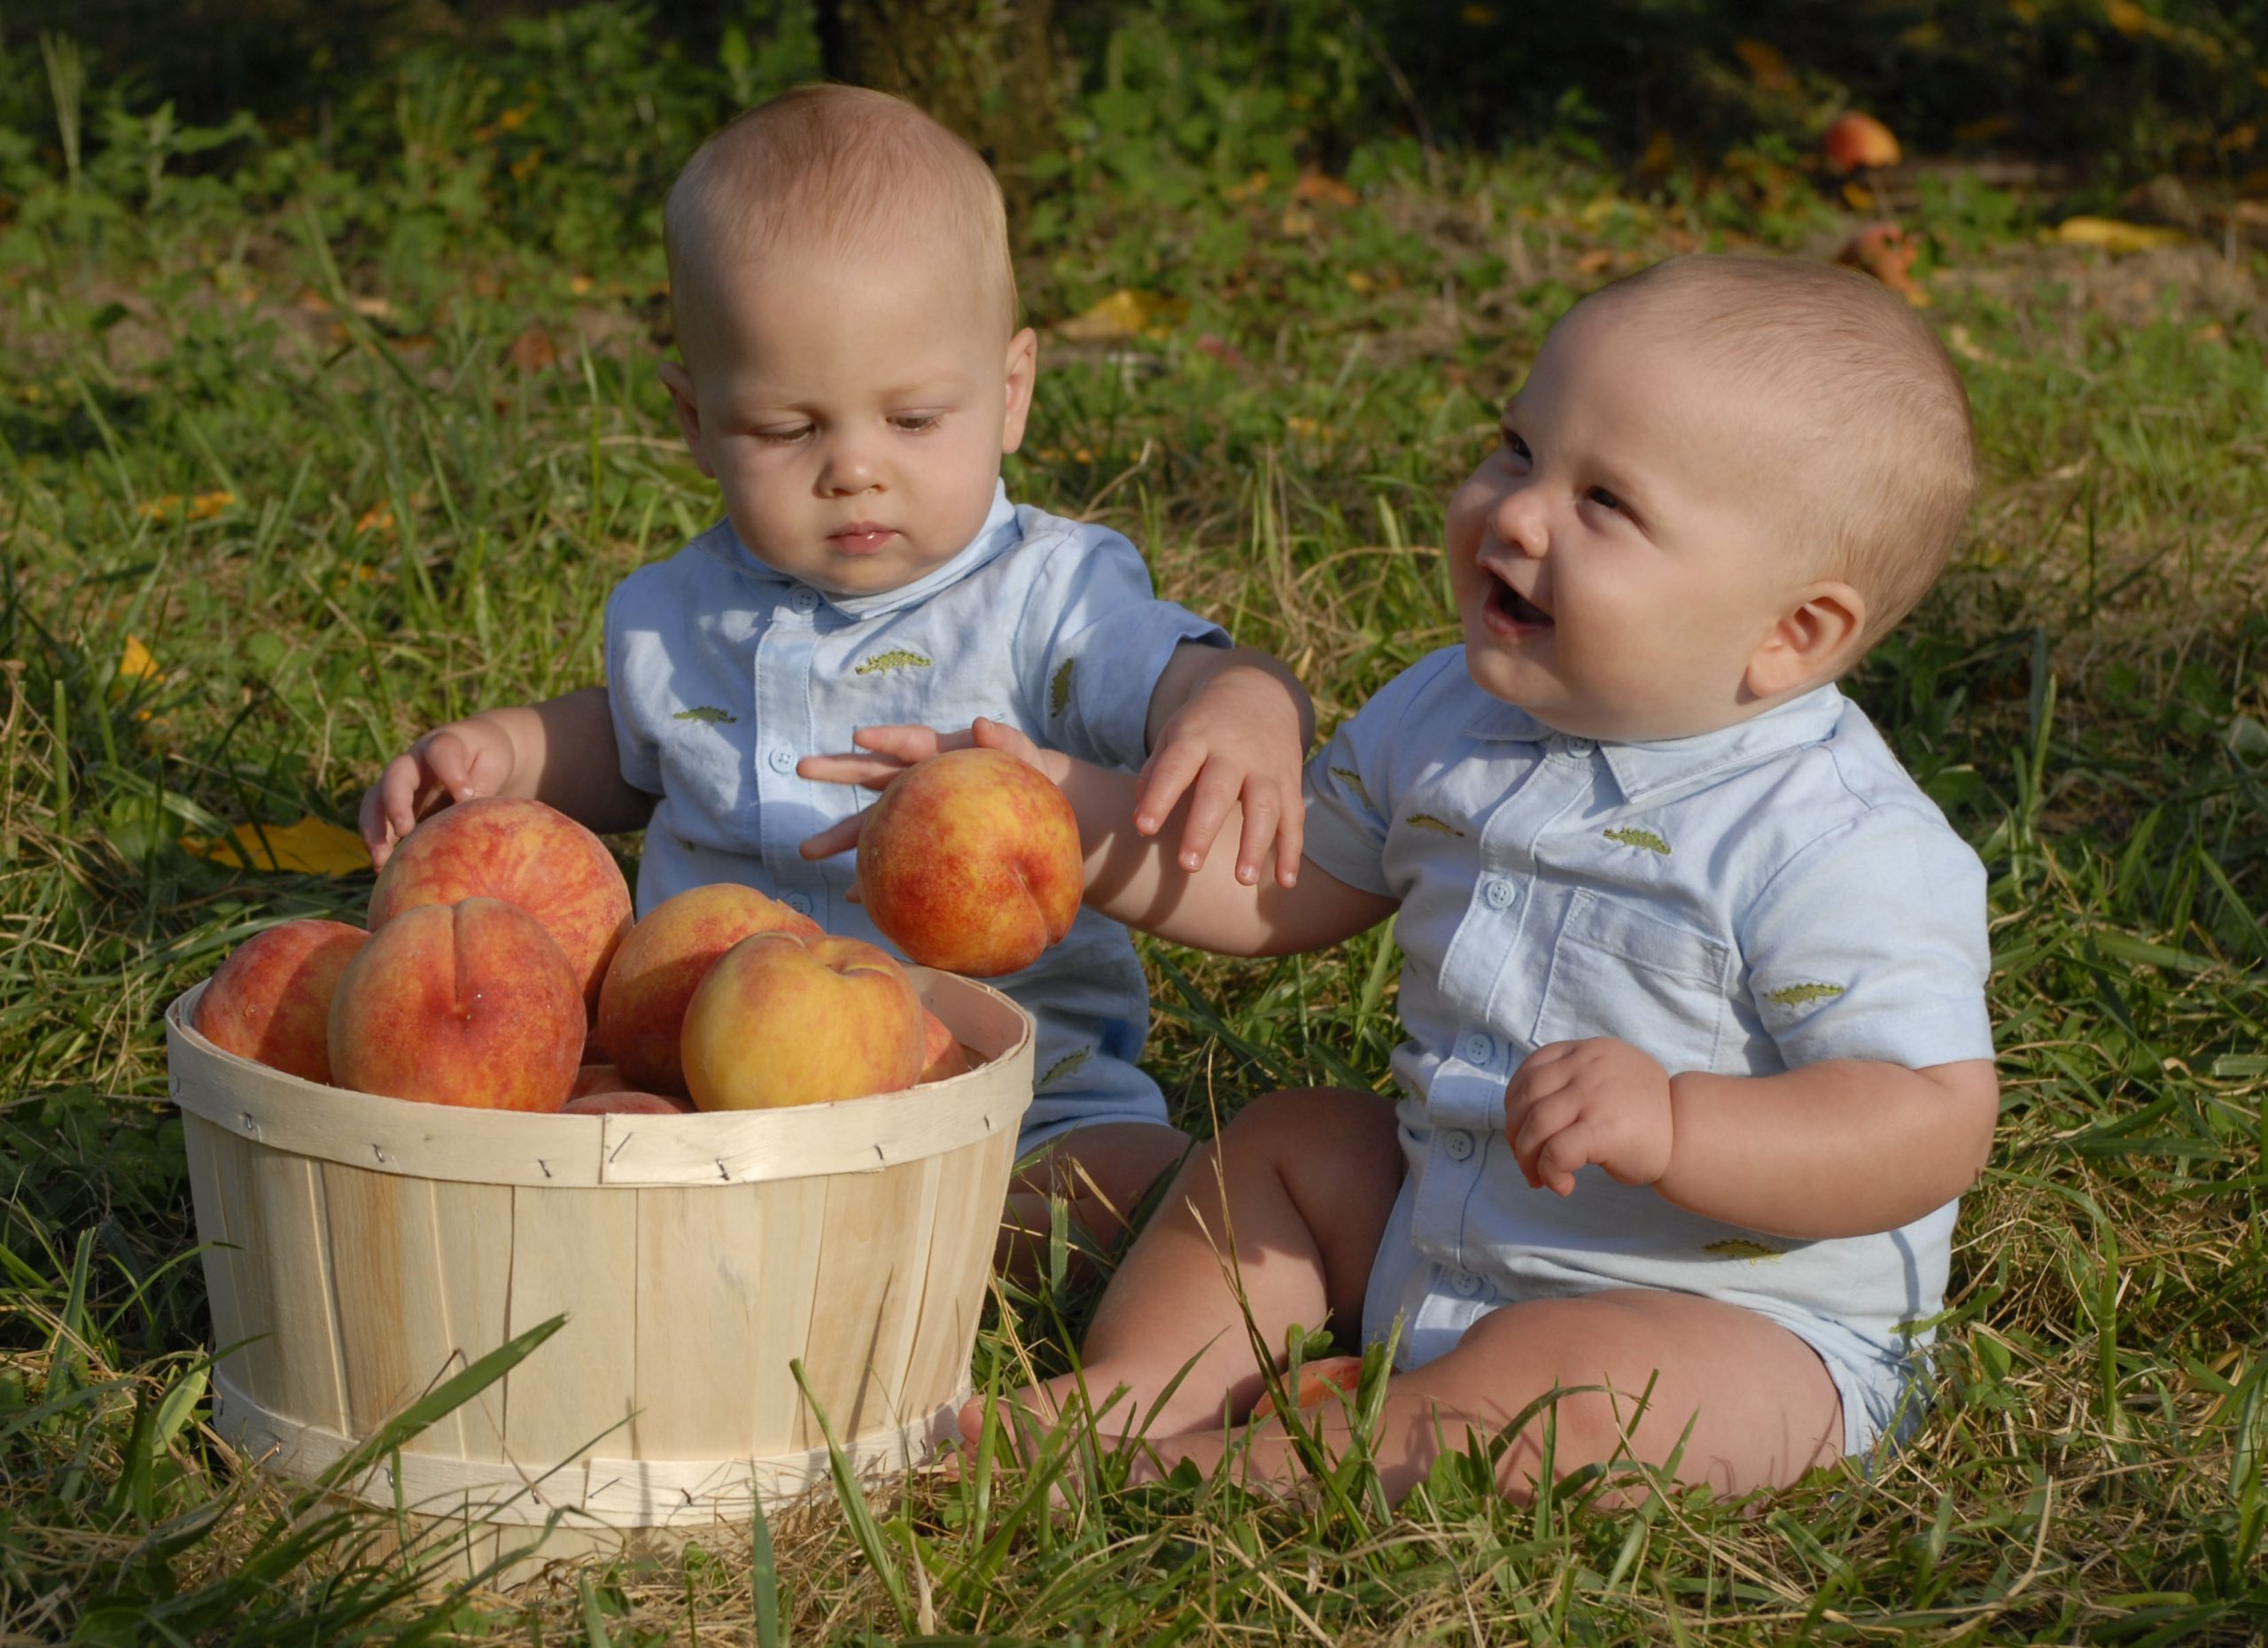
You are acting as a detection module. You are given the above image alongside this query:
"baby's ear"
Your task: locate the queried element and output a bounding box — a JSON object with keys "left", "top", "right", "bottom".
{"left": 656, "top": 361, "right": 714, "bottom": 477}
{"left": 999, "top": 327, "right": 1039, "bottom": 455}
{"left": 1746, "top": 581, "right": 1866, "bottom": 700}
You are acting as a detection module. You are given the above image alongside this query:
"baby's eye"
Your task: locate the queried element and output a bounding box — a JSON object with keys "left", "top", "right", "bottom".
{"left": 1587, "top": 486, "right": 1624, "bottom": 512}
{"left": 1501, "top": 430, "right": 1532, "bottom": 462}
{"left": 890, "top": 414, "right": 942, "bottom": 433}
{"left": 755, "top": 424, "right": 813, "bottom": 446}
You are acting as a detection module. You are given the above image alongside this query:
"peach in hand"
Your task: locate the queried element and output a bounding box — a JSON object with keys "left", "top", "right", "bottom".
{"left": 368, "top": 796, "right": 632, "bottom": 1012}
{"left": 857, "top": 747, "right": 1082, "bottom": 977}
{"left": 193, "top": 919, "right": 369, "bottom": 1084}
{"left": 595, "top": 883, "right": 821, "bottom": 1095}
{"left": 680, "top": 932, "right": 925, "bottom": 1110}
{"left": 329, "top": 898, "right": 585, "bottom": 1110}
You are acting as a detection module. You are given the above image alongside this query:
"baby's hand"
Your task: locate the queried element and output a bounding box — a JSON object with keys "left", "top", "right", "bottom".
{"left": 796, "top": 719, "right": 1065, "bottom": 863}
{"left": 1503, "top": 1038, "right": 1674, "bottom": 1197}
{"left": 1139, "top": 661, "right": 1307, "bottom": 888}
{"left": 359, "top": 717, "right": 519, "bottom": 872}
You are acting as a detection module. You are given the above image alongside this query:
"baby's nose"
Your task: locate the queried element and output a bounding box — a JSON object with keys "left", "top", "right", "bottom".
{"left": 1490, "top": 485, "right": 1550, "bottom": 557}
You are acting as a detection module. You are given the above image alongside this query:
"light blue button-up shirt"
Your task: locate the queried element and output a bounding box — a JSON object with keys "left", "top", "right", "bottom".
{"left": 1300, "top": 648, "right": 1993, "bottom": 1395}
{"left": 605, "top": 484, "right": 1227, "bottom": 1144}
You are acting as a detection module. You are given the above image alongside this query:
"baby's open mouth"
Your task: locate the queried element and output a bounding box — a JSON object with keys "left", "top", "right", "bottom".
{"left": 1488, "top": 571, "right": 1553, "bottom": 628}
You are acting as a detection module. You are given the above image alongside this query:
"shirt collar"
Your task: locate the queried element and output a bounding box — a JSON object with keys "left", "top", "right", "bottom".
{"left": 1463, "top": 677, "right": 1850, "bottom": 804}
{"left": 721, "top": 481, "right": 1022, "bottom": 621}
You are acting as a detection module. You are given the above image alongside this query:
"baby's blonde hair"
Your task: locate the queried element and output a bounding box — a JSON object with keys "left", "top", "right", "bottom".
{"left": 664, "top": 85, "right": 1019, "bottom": 354}
{"left": 1585, "top": 255, "right": 1975, "bottom": 645}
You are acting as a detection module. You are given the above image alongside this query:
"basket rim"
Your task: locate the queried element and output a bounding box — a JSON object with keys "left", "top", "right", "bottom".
{"left": 167, "top": 970, "right": 1035, "bottom": 1188}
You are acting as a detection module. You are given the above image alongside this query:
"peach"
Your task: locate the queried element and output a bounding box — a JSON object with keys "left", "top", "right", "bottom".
{"left": 329, "top": 898, "right": 584, "bottom": 1110}
{"left": 563, "top": 1090, "right": 695, "bottom": 1116}
{"left": 570, "top": 1062, "right": 629, "bottom": 1099}
{"left": 1823, "top": 111, "right": 1900, "bottom": 173}
{"left": 918, "top": 1008, "right": 970, "bottom": 1084}
{"left": 680, "top": 932, "right": 925, "bottom": 1110}
{"left": 857, "top": 747, "right": 1082, "bottom": 977}
{"left": 1249, "top": 1355, "right": 1365, "bottom": 1420}
{"left": 368, "top": 797, "right": 632, "bottom": 1012}
{"left": 193, "top": 919, "right": 369, "bottom": 1084}
{"left": 595, "top": 883, "right": 821, "bottom": 1095}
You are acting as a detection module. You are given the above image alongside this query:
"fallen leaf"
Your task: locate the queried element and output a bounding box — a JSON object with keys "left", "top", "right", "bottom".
{"left": 1292, "top": 170, "right": 1359, "bottom": 207}
{"left": 506, "top": 324, "right": 559, "bottom": 372}
{"left": 1955, "top": 113, "right": 2018, "bottom": 144}
{"left": 118, "top": 635, "right": 163, "bottom": 682}
{"left": 355, "top": 501, "right": 395, "bottom": 537}
{"left": 1734, "top": 39, "right": 1795, "bottom": 92}
{"left": 2104, "top": 0, "right": 2150, "bottom": 35}
{"left": 1054, "top": 289, "right": 1185, "bottom": 341}
{"left": 1838, "top": 223, "right": 1927, "bottom": 303}
{"left": 182, "top": 817, "right": 372, "bottom": 875}
{"left": 2047, "top": 215, "right": 2191, "bottom": 253}
{"left": 1574, "top": 247, "right": 1616, "bottom": 275}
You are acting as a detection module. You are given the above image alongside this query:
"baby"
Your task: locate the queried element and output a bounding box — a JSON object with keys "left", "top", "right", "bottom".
{"left": 361, "top": 85, "right": 1314, "bottom": 1258}
{"left": 807, "top": 254, "right": 1998, "bottom": 1500}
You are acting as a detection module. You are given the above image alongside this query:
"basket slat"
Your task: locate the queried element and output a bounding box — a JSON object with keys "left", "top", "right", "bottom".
{"left": 501, "top": 1188, "right": 639, "bottom": 1465}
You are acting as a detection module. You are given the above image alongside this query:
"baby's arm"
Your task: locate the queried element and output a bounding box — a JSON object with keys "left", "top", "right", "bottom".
{"left": 1504, "top": 1044, "right": 1997, "bottom": 1239}
{"left": 1136, "top": 643, "right": 1315, "bottom": 889}
{"left": 799, "top": 719, "right": 1393, "bottom": 958}
{"left": 360, "top": 687, "right": 656, "bottom": 869}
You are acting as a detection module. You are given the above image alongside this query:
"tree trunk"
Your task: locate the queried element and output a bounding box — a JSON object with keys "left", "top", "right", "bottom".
{"left": 816, "top": 0, "right": 1060, "bottom": 223}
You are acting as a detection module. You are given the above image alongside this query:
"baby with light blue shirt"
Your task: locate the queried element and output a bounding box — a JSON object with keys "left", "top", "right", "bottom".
{"left": 361, "top": 86, "right": 1315, "bottom": 1263}
{"left": 819, "top": 254, "right": 2000, "bottom": 1502}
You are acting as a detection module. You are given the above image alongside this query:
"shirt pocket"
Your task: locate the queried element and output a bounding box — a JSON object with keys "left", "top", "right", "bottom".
{"left": 1531, "top": 889, "right": 1733, "bottom": 1074}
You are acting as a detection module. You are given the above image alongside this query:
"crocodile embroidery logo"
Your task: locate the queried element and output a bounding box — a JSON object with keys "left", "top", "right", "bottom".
{"left": 1766, "top": 982, "right": 1847, "bottom": 1008}
{"left": 1404, "top": 812, "right": 1465, "bottom": 837}
{"left": 855, "top": 649, "right": 933, "bottom": 676}
{"left": 1603, "top": 826, "right": 1670, "bottom": 854}
{"left": 673, "top": 705, "right": 737, "bottom": 724}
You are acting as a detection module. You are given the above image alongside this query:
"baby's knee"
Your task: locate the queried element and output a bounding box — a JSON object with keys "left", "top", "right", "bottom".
{"left": 1223, "top": 1086, "right": 1394, "bottom": 1152}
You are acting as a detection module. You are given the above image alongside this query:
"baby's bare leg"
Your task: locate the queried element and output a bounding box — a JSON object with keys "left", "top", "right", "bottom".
{"left": 966, "top": 1088, "right": 1403, "bottom": 1442}
{"left": 998, "top": 1121, "right": 1194, "bottom": 1279}
{"left": 1134, "top": 1288, "right": 1844, "bottom": 1503}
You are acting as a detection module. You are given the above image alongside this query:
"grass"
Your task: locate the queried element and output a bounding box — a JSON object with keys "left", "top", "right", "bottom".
{"left": 3, "top": 8, "right": 2266, "bottom": 1643}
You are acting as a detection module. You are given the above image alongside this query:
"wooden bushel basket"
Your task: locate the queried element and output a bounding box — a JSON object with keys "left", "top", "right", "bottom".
{"left": 166, "top": 969, "right": 1032, "bottom": 1531}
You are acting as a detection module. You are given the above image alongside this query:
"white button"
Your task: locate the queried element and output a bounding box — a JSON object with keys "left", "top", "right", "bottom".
{"left": 1441, "top": 1129, "right": 1474, "bottom": 1162}
{"left": 788, "top": 587, "right": 819, "bottom": 614}
{"left": 767, "top": 747, "right": 796, "bottom": 773}
{"left": 1449, "top": 1270, "right": 1485, "bottom": 1298}
{"left": 1482, "top": 877, "right": 1517, "bottom": 910}
{"left": 1560, "top": 735, "right": 1595, "bottom": 758}
{"left": 1459, "top": 1032, "right": 1493, "bottom": 1065}
{"left": 783, "top": 892, "right": 812, "bottom": 916}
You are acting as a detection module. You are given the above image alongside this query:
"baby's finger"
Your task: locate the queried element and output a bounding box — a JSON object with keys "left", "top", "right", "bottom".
{"left": 1232, "top": 785, "right": 1283, "bottom": 888}
{"left": 967, "top": 717, "right": 1045, "bottom": 767}
{"left": 798, "top": 811, "right": 870, "bottom": 862}
{"left": 849, "top": 723, "right": 949, "bottom": 764}
{"left": 1133, "top": 742, "right": 1207, "bottom": 837}
{"left": 358, "top": 781, "right": 398, "bottom": 869}
{"left": 797, "top": 751, "right": 911, "bottom": 790}
{"left": 1172, "top": 767, "right": 1243, "bottom": 875}
{"left": 1531, "top": 1122, "right": 1590, "bottom": 1198}
{"left": 422, "top": 730, "right": 485, "bottom": 803}
{"left": 1273, "top": 789, "right": 1306, "bottom": 889}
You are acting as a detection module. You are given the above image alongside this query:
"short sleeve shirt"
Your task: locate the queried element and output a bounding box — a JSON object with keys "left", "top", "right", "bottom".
{"left": 605, "top": 484, "right": 1227, "bottom": 1138}
{"left": 1300, "top": 648, "right": 1994, "bottom": 1364}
